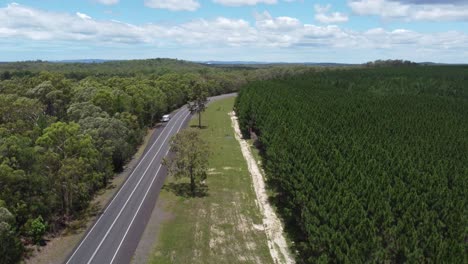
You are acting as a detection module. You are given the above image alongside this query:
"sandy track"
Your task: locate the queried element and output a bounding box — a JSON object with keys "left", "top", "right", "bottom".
{"left": 230, "top": 112, "right": 295, "bottom": 264}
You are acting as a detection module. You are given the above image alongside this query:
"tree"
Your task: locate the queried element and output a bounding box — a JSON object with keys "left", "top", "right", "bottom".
{"left": 1, "top": 71, "right": 11, "bottom": 80}
{"left": 78, "top": 116, "right": 132, "bottom": 173}
{"left": 23, "top": 216, "right": 46, "bottom": 245}
{"left": 35, "top": 122, "right": 102, "bottom": 216}
{"left": 66, "top": 102, "right": 109, "bottom": 122}
{"left": 0, "top": 94, "right": 44, "bottom": 135}
{"left": 27, "top": 81, "right": 69, "bottom": 118}
{"left": 187, "top": 80, "right": 209, "bottom": 128}
{"left": 156, "top": 73, "right": 191, "bottom": 109}
{"left": 0, "top": 135, "right": 35, "bottom": 171}
{"left": 165, "top": 129, "right": 209, "bottom": 196}
{"left": 92, "top": 90, "right": 115, "bottom": 115}
{"left": 114, "top": 111, "right": 143, "bottom": 146}
{"left": 0, "top": 207, "right": 23, "bottom": 264}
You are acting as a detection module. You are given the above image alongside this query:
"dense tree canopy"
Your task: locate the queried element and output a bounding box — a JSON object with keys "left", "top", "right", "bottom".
{"left": 0, "top": 207, "right": 22, "bottom": 264}
{"left": 236, "top": 66, "right": 468, "bottom": 263}
{"left": 0, "top": 58, "right": 310, "bottom": 262}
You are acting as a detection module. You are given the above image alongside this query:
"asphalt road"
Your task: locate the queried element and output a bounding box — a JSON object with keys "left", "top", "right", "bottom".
{"left": 64, "top": 93, "right": 236, "bottom": 264}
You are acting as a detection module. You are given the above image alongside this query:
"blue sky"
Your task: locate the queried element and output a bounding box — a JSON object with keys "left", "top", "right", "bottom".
{"left": 0, "top": 0, "right": 467, "bottom": 63}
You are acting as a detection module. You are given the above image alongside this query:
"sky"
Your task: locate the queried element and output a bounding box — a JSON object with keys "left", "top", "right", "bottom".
{"left": 0, "top": 0, "right": 467, "bottom": 63}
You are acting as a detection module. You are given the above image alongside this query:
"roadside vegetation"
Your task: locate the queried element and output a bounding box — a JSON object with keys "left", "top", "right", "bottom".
{"left": 165, "top": 129, "right": 210, "bottom": 196}
{"left": 150, "top": 97, "right": 273, "bottom": 264}
{"left": 0, "top": 59, "right": 313, "bottom": 262}
{"left": 235, "top": 66, "right": 468, "bottom": 262}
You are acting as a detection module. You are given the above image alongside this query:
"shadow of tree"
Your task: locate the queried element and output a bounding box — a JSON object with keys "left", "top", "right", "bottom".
{"left": 163, "top": 182, "right": 209, "bottom": 198}
{"left": 189, "top": 125, "right": 208, "bottom": 129}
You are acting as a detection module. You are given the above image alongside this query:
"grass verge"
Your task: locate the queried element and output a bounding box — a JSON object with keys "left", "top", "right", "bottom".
{"left": 149, "top": 97, "right": 273, "bottom": 264}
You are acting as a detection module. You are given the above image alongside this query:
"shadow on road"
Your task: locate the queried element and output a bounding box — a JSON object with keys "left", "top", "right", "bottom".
{"left": 163, "top": 182, "right": 209, "bottom": 198}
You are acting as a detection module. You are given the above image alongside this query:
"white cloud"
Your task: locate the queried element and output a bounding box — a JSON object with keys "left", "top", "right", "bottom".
{"left": 314, "top": 4, "right": 331, "bottom": 13}
{"left": 144, "top": 0, "right": 200, "bottom": 11}
{"left": 0, "top": 3, "right": 150, "bottom": 42}
{"left": 349, "top": 0, "right": 468, "bottom": 21}
{"left": 314, "top": 4, "right": 349, "bottom": 24}
{"left": 411, "top": 6, "right": 468, "bottom": 21}
{"left": 349, "top": 0, "right": 409, "bottom": 17}
{"left": 315, "top": 12, "right": 349, "bottom": 23}
{"left": 213, "top": 0, "right": 277, "bottom": 7}
{"left": 164, "top": 17, "right": 258, "bottom": 46}
{"left": 0, "top": 3, "right": 467, "bottom": 60}
{"left": 96, "top": 0, "right": 119, "bottom": 5}
{"left": 255, "top": 11, "right": 301, "bottom": 31}
{"left": 76, "top": 12, "right": 91, "bottom": 20}
{"left": 253, "top": 11, "right": 302, "bottom": 47}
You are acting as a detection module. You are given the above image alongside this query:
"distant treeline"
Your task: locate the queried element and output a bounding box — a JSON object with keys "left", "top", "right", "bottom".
{"left": 0, "top": 58, "right": 316, "bottom": 262}
{"left": 235, "top": 66, "right": 468, "bottom": 263}
{"left": 365, "top": 59, "right": 418, "bottom": 67}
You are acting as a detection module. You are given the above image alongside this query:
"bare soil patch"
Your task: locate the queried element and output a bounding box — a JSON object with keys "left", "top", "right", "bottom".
{"left": 230, "top": 112, "right": 295, "bottom": 264}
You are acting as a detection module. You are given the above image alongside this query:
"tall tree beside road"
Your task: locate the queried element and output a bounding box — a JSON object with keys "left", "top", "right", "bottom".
{"left": 165, "top": 129, "right": 209, "bottom": 196}
{"left": 0, "top": 207, "right": 23, "bottom": 264}
{"left": 187, "top": 80, "right": 209, "bottom": 128}
{"left": 35, "top": 122, "right": 104, "bottom": 217}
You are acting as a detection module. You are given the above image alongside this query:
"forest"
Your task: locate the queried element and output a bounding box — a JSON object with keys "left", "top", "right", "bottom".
{"left": 0, "top": 58, "right": 313, "bottom": 262}
{"left": 235, "top": 66, "right": 468, "bottom": 263}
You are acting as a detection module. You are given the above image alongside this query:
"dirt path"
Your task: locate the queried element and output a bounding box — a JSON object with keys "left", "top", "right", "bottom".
{"left": 230, "top": 112, "right": 295, "bottom": 264}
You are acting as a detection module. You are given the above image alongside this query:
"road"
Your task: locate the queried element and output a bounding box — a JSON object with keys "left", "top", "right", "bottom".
{"left": 65, "top": 93, "right": 236, "bottom": 264}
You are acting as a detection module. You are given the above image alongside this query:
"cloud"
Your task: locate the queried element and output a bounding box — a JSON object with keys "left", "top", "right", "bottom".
{"left": 253, "top": 11, "right": 302, "bottom": 47}
{"left": 314, "top": 4, "right": 349, "bottom": 24}
{"left": 255, "top": 11, "right": 301, "bottom": 31}
{"left": 76, "top": 12, "right": 91, "bottom": 20}
{"left": 164, "top": 17, "right": 259, "bottom": 46}
{"left": 349, "top": 0, "right": 468, "bottom": 21}
{"left": 0, "top": 3, "right": 467, "bottom": 60}
{"left": 0, "top": 3, "right": 150, "bottom": 43}
{"left": 95, "top": 0, "right": 119, "bottom": 5}
{"left": 144, "top": 0, "right": 200, "bottom": 11}
{"left": 212, "top": 0, "right": 277, "bottom": 7}
{"left": 349, "top": 0, "right": 410, "bottom": 18}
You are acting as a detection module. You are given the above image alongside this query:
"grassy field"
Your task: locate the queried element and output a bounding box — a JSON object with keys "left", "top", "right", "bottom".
{"left": 149, "top": 97, "right": 273, "bottom": 264}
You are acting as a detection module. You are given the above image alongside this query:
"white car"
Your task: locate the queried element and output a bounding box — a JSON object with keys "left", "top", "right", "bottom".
{"left": 161, "top": 114, "right": 170, "bottom": 122}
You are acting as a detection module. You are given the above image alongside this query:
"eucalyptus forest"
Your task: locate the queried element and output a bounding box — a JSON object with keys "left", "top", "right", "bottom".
{"left": 235, "top": 66, "right": 468, "bottom": 263}
{"left": 0, "top": 59, "right": 308, "bottom": 262}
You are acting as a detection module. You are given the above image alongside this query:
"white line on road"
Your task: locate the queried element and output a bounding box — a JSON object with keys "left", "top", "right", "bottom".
{"left": 86, "top": 110, "right": 188, "bottom": 264}
{"left": 65, "top": 109, "right": 185, "bottom": 264}
{"left": 109, "top": 110, "right": 192, "bottom": 264}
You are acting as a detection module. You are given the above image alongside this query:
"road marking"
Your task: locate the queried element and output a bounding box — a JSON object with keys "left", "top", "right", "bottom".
{"left": 67, "top": 95, "right": 235, "bottom": 264}
{"left": 109, "top": 111, "right": 192, "bottom": 264}
{"left": 87, "top": 110, "right": 187, "bottom": 264}
{"left": 65, "top": 110, "right": 185, "bottom": 264}
{"left": 85, "top": 110, "right": 188, "bottom": 264}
